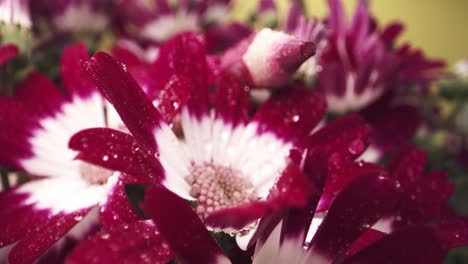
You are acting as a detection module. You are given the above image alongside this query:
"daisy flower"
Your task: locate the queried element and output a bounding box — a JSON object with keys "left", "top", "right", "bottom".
{"left": 0, "top": 43, "right": 140, "bottom": 264}
{"left": 70, "top": 32, "right": 324, "bottom": 247}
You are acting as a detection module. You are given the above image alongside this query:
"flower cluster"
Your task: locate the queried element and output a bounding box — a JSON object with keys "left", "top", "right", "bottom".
{"left": 0, "top": 0, "right": 466, "bottom": 263}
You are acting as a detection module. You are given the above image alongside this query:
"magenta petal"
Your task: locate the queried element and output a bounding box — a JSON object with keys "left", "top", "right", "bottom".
{"left": 15, "top": 72, "right": 67, "bottom": 116}
{"left": 0, "top": 44, "right": 18, "bottom": 66}
{"left": 151, "top": 32, "right": 210, "bottom": 118}
{"left": 0, "top": 97, "right": 38, "bottom": 169}
{"left": 254, "top": 87, "right": 326, "bottom": 144}
{"left": 153, "top": 75, "right": 192, "bottom": 123}
{"left": 214, "top": 72, "right": 249, "bottom": 126}
{"left": 61, "top": 43, "right": 97, "bottom": 99}
{"left": 327, "top": 0, "right": 346, "bottom": 38}
{"left": 66, "top": 221, "right": 173, "bottom": 264}
{"left": 9, "top": 209, "right": 92, "bottom": 264}
{"left": 380, "top": 22, "right": 404, "bottom": 46}
{"left": 343, "top": 227, "right": 445, "bottom": 264}
{"left": 84, "top": 52, "right": 164, "bottom": 152}
{"left": 307, "top": 173, "right": 398, "bottom": 262}
{"left": 99, "top": 176, "right": 140, "bottom": 229}
{"left": 69, "top": 128, "right": 164, "bottom": 183}
{"left": 0, "top": 191, "right": 50, "bottom": 247}
{"left": 143, "top": 185, "right": 229, "bottom": 264}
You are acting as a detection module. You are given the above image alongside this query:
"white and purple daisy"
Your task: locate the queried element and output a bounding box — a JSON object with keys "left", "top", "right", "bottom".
{"left": 0, "top": 43, "right": 140, "bottom": 264}
{"left": 70, "top": 33, "right": 325, "bottom": 246}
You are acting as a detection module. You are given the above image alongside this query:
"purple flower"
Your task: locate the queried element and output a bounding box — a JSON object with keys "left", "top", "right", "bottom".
{"left": 317, "top": 0, "right": 444, "bottom": 114}
{"left": 30, "top": 0, "right": 109, "bottom": 33}
{"left": 113, "top": 0, "right": 236, "bottom": 45}
{"left": 0, "top": 43, "right": 140, "bottom": 263}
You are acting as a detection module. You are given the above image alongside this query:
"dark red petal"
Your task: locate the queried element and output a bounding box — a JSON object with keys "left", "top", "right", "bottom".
{"left": 9, "top": 209, "right": 92, "bottom": 264}
{"left": 254, "top": 87, "right": 326, "bottom": 144}
{"left": 434, "top": 219, "right": 468, "bottom": 250}
{"left": 371, "top": 106, "right": 422, "bottom": 155}
{"left": 69, "top": 128, "right": 164, "bottom": 183}
{"left": 388, "top": 145, "right": 427, "bottom": 187}
{"left": 307, "top": 114, "right": 372, "bottom": 168}
{"left": 307, "top": 173, "right": 398, "bottom": 262}
{"left": 66, "top": 221, "right": 173, "bottom": 264}
{"left": 392, "top": 170, "right": 454, "bottom": 228}
{"left": 346, "top": 229, "right": 386, "bottom": 258}
{"left": 343, "top": 227, "right": 445, "bottom": 264}
{"left": 99, "top": 176, "right": 140, "bottom": 229}
{"left": 84, "top": 52, "right": 164, "bottom": 152}
{"left": 143, "top": 185, "right": 229, "bottom": 264}
{"left": 61, "top": 43, "right": 96, "bottom": 99}
{"left": 214, "top": 71, "right": 249, "bottom": 126}
{"left": 276, "top": 149, "right": 329, "bottom": 243}
{"left": 15, "top": 72, "right": 67, "bottom": 116}
{"left": 0, "top": 44, "right": 18, "bottom": 66}
{"left": 317, "top": 162, "right": 384, "bottom": 212}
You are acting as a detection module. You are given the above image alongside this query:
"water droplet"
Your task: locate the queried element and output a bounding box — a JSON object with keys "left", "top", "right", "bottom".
{"left": 74, "top": 215, "right": 83, "bottom": 221}
{"left": 103, "top": 155, "right": 109, "bottom": 161}
{"left": 101, "top": 233, "right": 110, "bottom": 239}
{"left": 348, "top": 139, "right": 365, "bottom": 155}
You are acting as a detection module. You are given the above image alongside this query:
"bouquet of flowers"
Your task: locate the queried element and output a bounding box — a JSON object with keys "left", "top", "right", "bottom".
{"left": 0, "top": 0, "right": 467, "bottom": 263}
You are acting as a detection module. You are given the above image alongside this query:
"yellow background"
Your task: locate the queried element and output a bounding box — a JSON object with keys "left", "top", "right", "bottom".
{"left": 232, "top": 0, "right": 468, "bottom": 65}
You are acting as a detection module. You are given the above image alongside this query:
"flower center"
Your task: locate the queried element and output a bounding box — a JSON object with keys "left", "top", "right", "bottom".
{"left": 79, "top": 162, "right": 114, "bottom": 185}
{"left": 186, "top": 163, "right": 256, "bottom": 219}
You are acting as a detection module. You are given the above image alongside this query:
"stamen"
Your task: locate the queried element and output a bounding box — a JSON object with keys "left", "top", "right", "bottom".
{"left": 79, "top": 162, "right": 113, "bottom": 185}
{"left": 186, "top": 163, "right": 256, "bottom": 219}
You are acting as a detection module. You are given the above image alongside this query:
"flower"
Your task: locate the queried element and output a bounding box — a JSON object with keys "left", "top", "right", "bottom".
{"left": 70, "top": 33, "right": 325, "bottom": 246}
{"left": 0, "top": 43, "right": 140, "bottom": 263}
{"left": 317, "top": 0, "right": 444, "bottom": 114}
{"left": 30, "top": 0, "right": 109, "bottom": 34}
{"left": 70, "top": 148, "right": 467, "bottom": 264}
{"left": 112, "top": 0, "right": 241, "bottom": 45}
{"left": 218, "top": 28, "right": 316, "bottom": 88}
